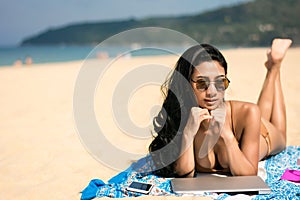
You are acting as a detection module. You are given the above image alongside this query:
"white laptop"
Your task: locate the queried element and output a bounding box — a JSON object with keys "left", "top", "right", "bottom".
{"left": 171, "top": 175, "right": 271, "bottom": 195}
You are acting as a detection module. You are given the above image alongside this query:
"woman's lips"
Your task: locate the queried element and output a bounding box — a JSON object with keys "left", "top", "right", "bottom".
{"left": 204, "top": 98, "right": 218, "bottom": 105}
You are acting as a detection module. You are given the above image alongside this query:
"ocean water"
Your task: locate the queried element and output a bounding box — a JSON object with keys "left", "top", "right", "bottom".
{"left": 0, "top": 45, "right": 187, "bottom": 67}
{"left": 0, "top": 46, "right": 94, "bottom": 66}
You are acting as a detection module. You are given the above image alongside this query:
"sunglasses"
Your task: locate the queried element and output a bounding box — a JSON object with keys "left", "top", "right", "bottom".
{"left": 191, "top": 76, "right": 230, "bottom": 91}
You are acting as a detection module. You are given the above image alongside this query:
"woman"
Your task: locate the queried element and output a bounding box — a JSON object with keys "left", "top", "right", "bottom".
{"left": 149, "top": 38, "right": 292, "bottom": 177}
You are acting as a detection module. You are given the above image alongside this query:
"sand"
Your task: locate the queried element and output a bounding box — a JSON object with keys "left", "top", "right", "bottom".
{"left": 0, "top": 47, "right": 299, "bottom": 199}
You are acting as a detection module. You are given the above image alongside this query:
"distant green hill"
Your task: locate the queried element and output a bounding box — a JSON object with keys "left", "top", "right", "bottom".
{"left": 21, "top": 0, "right": 300, "bottom": 46}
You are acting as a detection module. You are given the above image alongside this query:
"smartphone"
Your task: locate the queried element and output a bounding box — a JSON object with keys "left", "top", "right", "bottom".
{"left": 126, "top": 181, "right": 154, "bottom": 194}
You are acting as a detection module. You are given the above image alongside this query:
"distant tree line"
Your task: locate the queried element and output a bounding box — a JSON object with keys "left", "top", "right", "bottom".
{"left": 21, "top": 0, "right": 300, "bottom": 47}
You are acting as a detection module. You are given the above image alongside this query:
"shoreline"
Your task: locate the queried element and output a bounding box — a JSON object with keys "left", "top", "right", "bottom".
{"left": 1, "top": 46, "right": 299, "bottom": 68}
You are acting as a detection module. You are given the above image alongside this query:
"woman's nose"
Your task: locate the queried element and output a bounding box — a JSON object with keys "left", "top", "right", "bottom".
{"left": 206, "top": 83, "right": 217, "bottom": 96}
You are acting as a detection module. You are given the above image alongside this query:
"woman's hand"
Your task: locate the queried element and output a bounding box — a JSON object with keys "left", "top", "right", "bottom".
{"left": 184, "top": 107, "right": 212, "bottom": 139}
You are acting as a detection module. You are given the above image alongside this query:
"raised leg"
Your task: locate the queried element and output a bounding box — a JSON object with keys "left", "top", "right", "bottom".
{"left": 257, "top": 38, "right": 292, "bottom": 157}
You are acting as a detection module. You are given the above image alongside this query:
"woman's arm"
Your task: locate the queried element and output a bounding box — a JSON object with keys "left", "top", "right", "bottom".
{"left": 174, "top": 107, "right": 212, "bottom": 177}
{"left": 174, "top": 133, "right": 196, "bottom": 177}
{"left": 222, "top": 103, "right": 260, "bottom": 176}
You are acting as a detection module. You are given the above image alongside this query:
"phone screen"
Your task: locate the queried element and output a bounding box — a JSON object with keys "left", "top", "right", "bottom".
{"left": 126, "top": 181, "right": 153, "bottom": 194}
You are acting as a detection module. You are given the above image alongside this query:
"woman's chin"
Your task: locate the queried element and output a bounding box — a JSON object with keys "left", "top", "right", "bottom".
{"left": 200, "top": 101, "right": 222, "bottom": 110}
{"left": 199, "top": 105, "right": 215, "bottom": 111}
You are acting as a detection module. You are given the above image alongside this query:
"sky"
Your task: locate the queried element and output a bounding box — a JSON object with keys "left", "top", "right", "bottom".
{"left": 0, "top": 0, "right": 252, "bottom": 46}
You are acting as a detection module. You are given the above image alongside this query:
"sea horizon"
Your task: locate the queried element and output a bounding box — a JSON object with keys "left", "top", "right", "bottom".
{"left": 0, "top": 44, "right": 192, "bottom": 67}
{"left": 0, "top": 44, "right": 264, "bottom": 67}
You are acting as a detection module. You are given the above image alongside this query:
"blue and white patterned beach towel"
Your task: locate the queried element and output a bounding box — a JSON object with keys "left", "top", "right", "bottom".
{"left": 81, "top": 146, "right": 300, "bottom": 200}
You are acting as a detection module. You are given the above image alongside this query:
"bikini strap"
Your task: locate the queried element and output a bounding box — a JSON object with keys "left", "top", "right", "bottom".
{"left": 229, "top": 101, "right": 236, "bottom": 137}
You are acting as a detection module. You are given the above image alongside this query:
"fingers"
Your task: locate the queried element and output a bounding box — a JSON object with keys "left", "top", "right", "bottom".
{"left": 211, "top": 106, "right": 226, "bottom": 124}
{"left": 190, "top": 107, "right": 212, "bottom": 131}
{"left": 185, "top": 107, "right": 207, "bottom": 138}
{"left": 191, "top": 107, "right": 212, "bottom": 122}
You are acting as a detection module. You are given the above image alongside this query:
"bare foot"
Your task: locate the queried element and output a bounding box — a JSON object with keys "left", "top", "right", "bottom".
{"left": 265, "top": 38, "right": 292, "bottom": 70}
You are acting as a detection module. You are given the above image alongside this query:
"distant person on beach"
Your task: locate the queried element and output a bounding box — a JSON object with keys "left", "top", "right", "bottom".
{"left": 14, "top": 59, "right": 22, "bottom": 67}
{"left": 25, "top": 56, "right": 33, "bottom": 65}
{"left": 149, "top": 38, "right": 292, "bottom": 177}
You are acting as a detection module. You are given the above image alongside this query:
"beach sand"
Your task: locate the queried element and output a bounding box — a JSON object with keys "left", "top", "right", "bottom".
{"left": 0, "top": 47, "right": 299, "bottom": 199}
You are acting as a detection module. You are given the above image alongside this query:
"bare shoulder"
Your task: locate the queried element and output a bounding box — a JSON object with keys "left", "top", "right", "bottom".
{"left": 227, "top": 100, "right": 260, "bottom": 120}
{"left": 227, "top": 100, "right": 261, "bottom": 139}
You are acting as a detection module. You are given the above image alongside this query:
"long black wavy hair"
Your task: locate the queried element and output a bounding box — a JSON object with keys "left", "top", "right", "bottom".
{"left": 148, "top": 44, "right": 228, "bottom": 177}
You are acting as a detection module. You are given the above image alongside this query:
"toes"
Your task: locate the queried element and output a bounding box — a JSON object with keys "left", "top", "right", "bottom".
{"left": 270, "top": 38, "right": 292, "bottom": 63}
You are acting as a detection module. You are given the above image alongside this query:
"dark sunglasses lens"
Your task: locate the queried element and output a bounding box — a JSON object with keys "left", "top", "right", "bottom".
{"left": 196, "top": 80, "right": 209, "bottom": 90}
{"left": 216, "top": 78, "right": 229, "bottom": 91}
{"left": 215, "top": 79, "right": 225, "bottom": 91}
{"left": 194, "top": 78, "right": 230, "bottom": 91}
